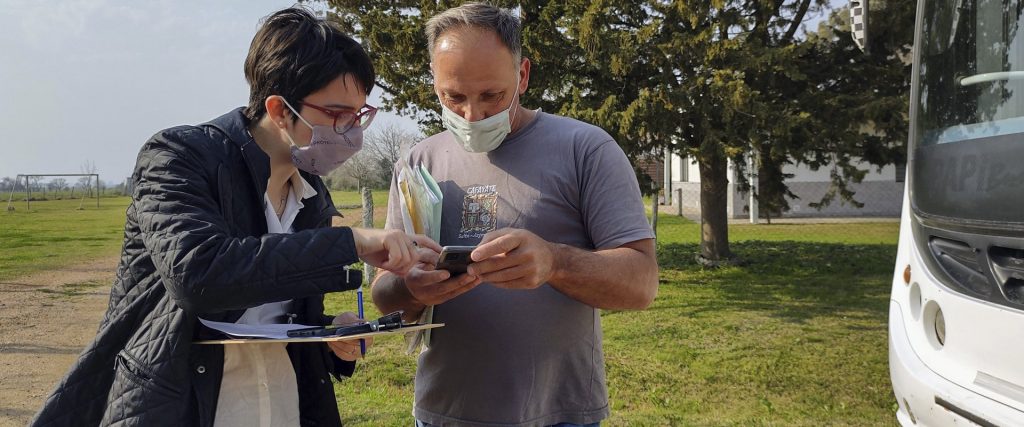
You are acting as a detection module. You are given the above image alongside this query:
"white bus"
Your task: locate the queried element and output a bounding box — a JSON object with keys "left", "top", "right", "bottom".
{"left": 881, "top": 0, "right": 1024, "bottom": 425}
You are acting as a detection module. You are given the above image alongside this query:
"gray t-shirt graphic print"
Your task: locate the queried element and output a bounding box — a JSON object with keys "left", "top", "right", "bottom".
{"left": 458, "top": 184, "right": 499, "bottom": 239}
{"left": 385, "top": 112, "right": 654, "bottom": 427}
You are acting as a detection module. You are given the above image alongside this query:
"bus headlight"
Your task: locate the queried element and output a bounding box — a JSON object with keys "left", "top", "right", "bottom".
{"left": 924, "top": 300, "right": 946, "bottom": 349}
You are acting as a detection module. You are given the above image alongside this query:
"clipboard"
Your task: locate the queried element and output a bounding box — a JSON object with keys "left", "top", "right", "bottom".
{"left": 194, "top": 323, "right": 444, "bottom": 345}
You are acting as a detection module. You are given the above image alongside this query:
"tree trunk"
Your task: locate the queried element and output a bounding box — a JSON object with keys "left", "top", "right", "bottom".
{"left": 698, "top": 150, "right": 733, "bottom": 263}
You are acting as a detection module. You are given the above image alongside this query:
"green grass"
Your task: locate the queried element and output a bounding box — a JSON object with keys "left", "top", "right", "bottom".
{"left": 599, "top": 240, "right": 896, "bottom": 425}
{"left": 654, "top": 213, "right": 899, "bottom": 245}
{"left": 0, "top": 197, "right": 132, "bottom": 281}
{"left": 325, "top": 214, "right": 900, "bottom": 426}
{"left": 331, "top": 189, "right": 390, "bottom": 228}
{"left": 1, "top": 191, "right": 900, "bottom": 425}
{"left": 0, "top": 191, "right": 388, "bottom": 281}
{"left": 330, "top": 189, "right": 390, "bottom": 208}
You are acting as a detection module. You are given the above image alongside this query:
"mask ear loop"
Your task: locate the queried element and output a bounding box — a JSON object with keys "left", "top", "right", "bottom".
{"left": 508, "top": 73, "right": 523, "bottom": 130}
{"left": 500, "top": 69, "right": 526, "bottom": 229}
{"left": 279, "top": 97, "right": 315, "bottom": 148}
{"left": 502, "top": 170, "right": 525, "bottom": 229}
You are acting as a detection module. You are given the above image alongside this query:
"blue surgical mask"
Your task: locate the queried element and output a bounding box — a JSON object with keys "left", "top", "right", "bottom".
{"left": 440, "top": 79, "right": 521, "bottom": 153}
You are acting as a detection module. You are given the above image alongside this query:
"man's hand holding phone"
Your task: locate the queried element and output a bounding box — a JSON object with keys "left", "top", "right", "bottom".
{"left": 435, "top": 246, "right": 476, "bottom": 274}
{"left": 400, "top": 246, "right": 482, "bottom": 308}
{"left": 466, "top": 228, "right": 557, "bottom": 290}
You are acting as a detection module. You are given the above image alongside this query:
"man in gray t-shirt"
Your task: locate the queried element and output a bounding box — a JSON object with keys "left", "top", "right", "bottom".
{"left": 372, "top": 4, "right": 659, "bottom": 427}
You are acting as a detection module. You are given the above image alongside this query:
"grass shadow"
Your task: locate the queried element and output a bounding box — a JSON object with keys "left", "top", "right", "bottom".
{"left": 656, "top": 240, "right": 896, "bottom": 324}
{"left": 34, "top": 281, "right": 108, "bottom": 299}
{"left": 0, "top": 343, "right": 81, "bottom": 355}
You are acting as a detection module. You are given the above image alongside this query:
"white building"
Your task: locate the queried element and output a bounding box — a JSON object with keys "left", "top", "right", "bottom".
{"left": 666, "top": 152, "right": 905, "bottom": 218}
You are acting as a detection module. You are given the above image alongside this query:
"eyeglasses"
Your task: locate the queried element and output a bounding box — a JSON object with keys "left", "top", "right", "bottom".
{"left": 300, "top": 102, "right": 378, "bottom": 134}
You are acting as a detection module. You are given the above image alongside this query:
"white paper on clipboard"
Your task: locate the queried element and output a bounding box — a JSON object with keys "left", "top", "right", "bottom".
{"left": 194, "top": 319, "right": 444, "bottom": 345}
{"left": 198, "top": 318, "right": 311, "bottom": 339}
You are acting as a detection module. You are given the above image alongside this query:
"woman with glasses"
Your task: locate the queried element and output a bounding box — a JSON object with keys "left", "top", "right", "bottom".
{"left": 31, "top": 7, "right": 440, "bottom": 427}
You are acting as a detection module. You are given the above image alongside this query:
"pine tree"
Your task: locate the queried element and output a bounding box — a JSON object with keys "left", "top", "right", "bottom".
{"left": 322, "top": 0, "right": 914, "bottom": 263}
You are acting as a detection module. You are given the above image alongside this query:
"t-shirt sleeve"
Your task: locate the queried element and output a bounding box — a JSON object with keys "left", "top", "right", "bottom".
{"left": 384, "top": 161, "right": 405, "bottom": 232}
{"left": 578, "top": 139, "right": 656, "bottom": 250}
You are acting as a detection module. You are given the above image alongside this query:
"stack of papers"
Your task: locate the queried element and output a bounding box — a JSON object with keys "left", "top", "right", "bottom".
{"left": 198, "top": 318, "right": 313, "bottom": 340}
{"left": 397, "top": 163, "right": 442, "bottom": 353}
{"left": 195, "top": 318, "right": 445, "bottom": 345}
{"left": 397, "top": 163, "right": 442, "bottom": 242}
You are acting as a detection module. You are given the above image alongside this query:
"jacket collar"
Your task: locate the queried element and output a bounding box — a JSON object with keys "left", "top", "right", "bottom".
{"left": 201, "top": 108, "right": 330, "bottom": 232}
{"left": 204, "top": 107, "right": 258, "bottom": 151}
{"left": 202, "top": 107, "right": 272, "bottom": 201}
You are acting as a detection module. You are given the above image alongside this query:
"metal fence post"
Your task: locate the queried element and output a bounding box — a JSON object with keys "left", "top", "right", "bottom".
{"left": 748, "top": 149, "right": 759, "bottom": 224}
{"left": 361, "top": 187, "right": 375, "bottom": 284}
{"left": 676, "top": 188, "right": 683, "bottom": 216}
{"left": 651, "top": 191, "right": 659, "bottom": 247}
{"left": 5, "top": 175, "right": 19, "bottom": 212}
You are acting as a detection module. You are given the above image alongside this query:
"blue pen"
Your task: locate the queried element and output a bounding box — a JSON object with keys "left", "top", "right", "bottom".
{"left": 356, "top": 286, "right": 366, "bottom": 356}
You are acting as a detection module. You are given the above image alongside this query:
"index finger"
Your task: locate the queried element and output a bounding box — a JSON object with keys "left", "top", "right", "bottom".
{"left": 412, "top": 235, "right": 443, "bottom": 252}
{"left": 407, "top": 267, "right": 451, "bottom": 286}
{"left": 381, "top": 237, "right": 411, "bottom": 274}
{"left": 416, "top": 247, "right": 440, "bottom": 266}
{"left": 472, "top": 234, "right": 521, "bottom": 262}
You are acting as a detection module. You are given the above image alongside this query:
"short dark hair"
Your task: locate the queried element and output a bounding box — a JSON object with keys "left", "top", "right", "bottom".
{"left": 243, "top": 7, "right": 375, "bottom": 123}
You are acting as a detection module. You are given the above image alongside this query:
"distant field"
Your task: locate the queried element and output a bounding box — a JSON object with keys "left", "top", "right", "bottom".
{"left": 0, "top": 197, "right": 131, "bottom": 281}
{"left": 0, "top": 191, "right": 387, "bottom": 281}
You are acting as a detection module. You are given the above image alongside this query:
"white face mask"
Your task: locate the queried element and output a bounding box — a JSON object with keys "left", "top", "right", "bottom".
{"left": 439, "top": 77, "right": 521, "bottom": 153}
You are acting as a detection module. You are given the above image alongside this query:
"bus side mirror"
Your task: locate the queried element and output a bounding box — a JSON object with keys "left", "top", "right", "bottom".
{"left": 850, "top": 0, "right": 869, "bottom": 53}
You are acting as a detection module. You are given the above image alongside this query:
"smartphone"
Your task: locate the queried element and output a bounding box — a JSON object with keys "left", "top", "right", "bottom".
{"left": 435, "top": 245, "right": 477, "bottom": 274}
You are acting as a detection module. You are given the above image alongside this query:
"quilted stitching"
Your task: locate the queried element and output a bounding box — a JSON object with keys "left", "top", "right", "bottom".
{"left": 31, "top": 109, "right": 359, "bottom": 427}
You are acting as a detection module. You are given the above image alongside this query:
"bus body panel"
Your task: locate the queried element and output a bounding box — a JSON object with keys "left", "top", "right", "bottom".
{"left": 892, "top": 181, "right": 1024, "bottom": 425}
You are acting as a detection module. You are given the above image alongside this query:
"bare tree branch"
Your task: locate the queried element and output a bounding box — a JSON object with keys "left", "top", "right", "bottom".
{"left": 781, "top": 0, "right": 813, "bottom": 43}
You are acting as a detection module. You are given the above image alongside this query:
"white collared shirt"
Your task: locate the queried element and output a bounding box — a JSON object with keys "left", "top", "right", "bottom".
{"left": 214, "top": 172, "right": 318, "bottom": 427}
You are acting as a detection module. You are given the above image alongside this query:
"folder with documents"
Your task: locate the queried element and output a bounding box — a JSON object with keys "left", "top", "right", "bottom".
{"left": 396, "top": 162, "right": 443, "bottom": 353}
{"left": 397, "top": 163, "right": 442, "bottom": 241}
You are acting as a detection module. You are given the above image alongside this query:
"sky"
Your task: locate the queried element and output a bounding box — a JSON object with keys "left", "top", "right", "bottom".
{"left": 0, "top": 0, "right": 420, "bottom": 183}
{"left": 0, "top": 1, "right": 839, "bottom": 184}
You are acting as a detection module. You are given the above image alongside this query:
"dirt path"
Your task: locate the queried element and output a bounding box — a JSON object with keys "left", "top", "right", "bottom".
{"left": 0, "top": 256, "right": 118, "bottom": 427}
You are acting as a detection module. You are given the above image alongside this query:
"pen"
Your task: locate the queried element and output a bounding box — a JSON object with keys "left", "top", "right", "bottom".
{"left": 356, "top": 286, "right": 366, "bottom": 356}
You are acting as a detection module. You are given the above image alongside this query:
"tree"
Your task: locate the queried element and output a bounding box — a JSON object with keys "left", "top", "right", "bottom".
{"left": 323, "top": 0, "right": 913, "bottom": 264}
{"left": 332, "top": 150, "right": 381, "bottom": 190}
{"left": 797, "top": 0, "right": 914, "bottom": 211}
{"left": 28, "top": 176, "right": 44, "bottom": 200}
{"left": 364, "top": 122, "right": 420, "bottom": 185}
{"left": 48, "top": 178, "right": 67, "bottom": 199}
{"left": 80, "top": 160, "right": 98, "bottom": 198}
{"left": 324, "top": 123, "right": 421, "bottom": 190}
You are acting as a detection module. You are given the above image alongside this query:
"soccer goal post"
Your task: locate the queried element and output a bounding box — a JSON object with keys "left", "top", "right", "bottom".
{"left": 4, "top": 173, "right": 100, "bottom": 212}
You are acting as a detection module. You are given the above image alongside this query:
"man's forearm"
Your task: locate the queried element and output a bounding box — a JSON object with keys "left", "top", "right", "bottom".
{"left": 371, "top": 270, "right": 427, "bottom": 323}
{"left": 548, "top": 239, "right": 658, "bottom": 310}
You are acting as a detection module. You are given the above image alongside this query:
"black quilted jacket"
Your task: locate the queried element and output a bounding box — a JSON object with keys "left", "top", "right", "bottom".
{"left": 31, "top": 108, "right": 364, "bottom": 427}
